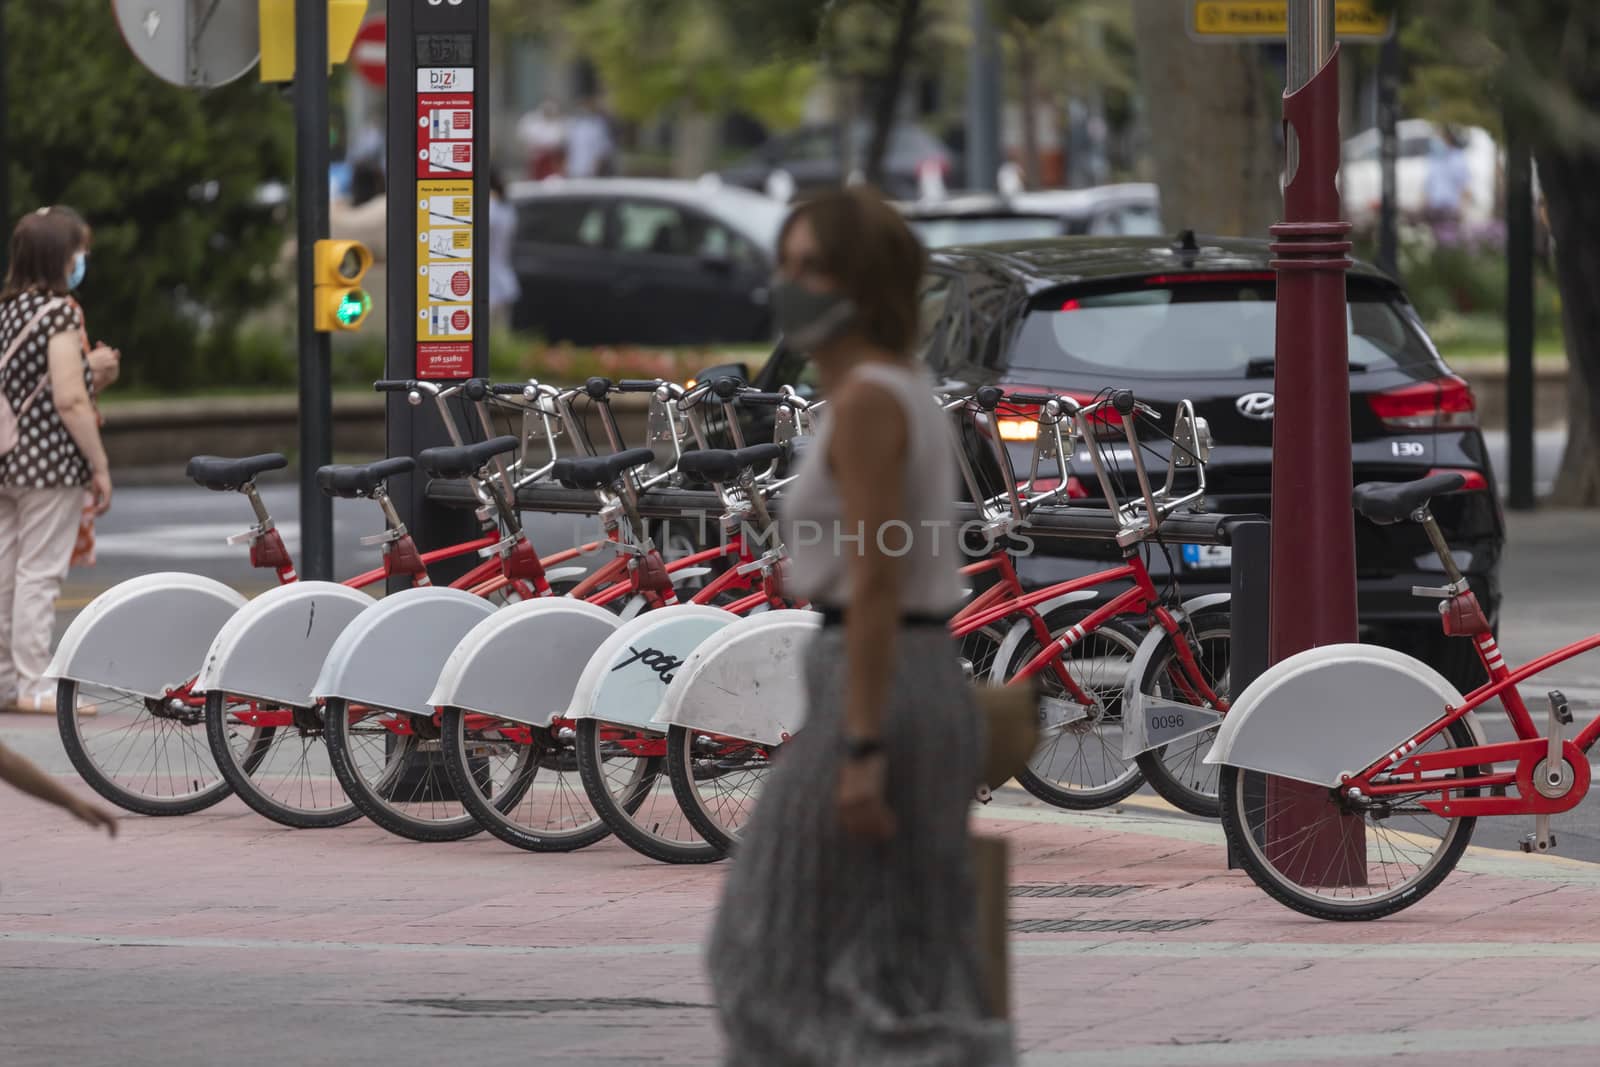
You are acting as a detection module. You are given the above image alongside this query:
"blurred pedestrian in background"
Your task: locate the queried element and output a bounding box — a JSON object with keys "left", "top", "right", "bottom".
{"left": 42, "top": 206, "right": 117, "bottom": 571}
{"left": 707, "top": 188, "right": 1013, "bottom": 1065}
{"left": 0, "top": 208, "right": 113, "bottom": 716}
{"left": 565, "top": 98, "right": 616, "bottom": 179}
{"left": 1424, "top": 126, "right": 1473, "bottom": 244}
{"left": 0, "top": 739, "right": 117, "bottom": 834}
{"left": 488, "top": 171, "right": 522, "bottom": 335}
{"left": 517, "top": 100, "right": 567, "bottom": 180}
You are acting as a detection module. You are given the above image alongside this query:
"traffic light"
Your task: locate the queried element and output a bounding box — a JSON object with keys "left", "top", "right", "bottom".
{"left": 313, "top": 240, "right": 373, "bottom": 332}
{"left": 260, "top": 0, "right": 370, "bottom": 83}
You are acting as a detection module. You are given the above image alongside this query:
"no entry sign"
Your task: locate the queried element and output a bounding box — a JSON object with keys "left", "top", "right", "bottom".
{"left": 352, "top": 16, "right": 386, "bottom": 89}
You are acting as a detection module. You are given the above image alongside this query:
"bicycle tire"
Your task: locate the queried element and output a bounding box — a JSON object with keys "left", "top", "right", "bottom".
{"left": 438, "top": 707, "right": 615, "bottom": 853}
{"left": 574, "top": 719, "right": 721, "bottom": 865}
{"left": 324, "top": 698, "right": 510, "bottom": 842}
{"left": 666, "top": 724, "right": 774, "bottom": 854}
{"left": 55, "top": 678, "right": 235, "bottom": 816}
{"left": 1218, "top": 718, "right": 1479, "bottom": 921}
{"left": 203, "top": 690, "right": 362, "bottom": 829}
{"left": 1133, "top": 610, "right": 1231, "bottom": 818}
{"left": 1003, "top": 612, "right": 1145, "bottom": 809}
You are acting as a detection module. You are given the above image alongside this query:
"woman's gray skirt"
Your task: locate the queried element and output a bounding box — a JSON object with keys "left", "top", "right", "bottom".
{"left": 707, "top": 626, "right": 1015, "bottom": 1066}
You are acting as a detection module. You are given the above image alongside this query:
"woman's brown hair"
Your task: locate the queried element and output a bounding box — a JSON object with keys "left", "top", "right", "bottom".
{"left": 779, "top": 187, "right": 926, "bottom": 355}
{"left": 1, "top": 209, "right": 78, "bottom": 303}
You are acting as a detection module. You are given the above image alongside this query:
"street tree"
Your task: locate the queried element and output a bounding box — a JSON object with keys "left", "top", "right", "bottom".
{"left": 1403, "top": 2, "right": 1600, "bottom": 504}
{"left": 1128, "top": 0, "right": 1281, "bottom": 236}
{"left": 562, "top": 0, "right": 815, "bottom": 177}
{"left": 2, "top": 0, "right": 294, "bottom": 391}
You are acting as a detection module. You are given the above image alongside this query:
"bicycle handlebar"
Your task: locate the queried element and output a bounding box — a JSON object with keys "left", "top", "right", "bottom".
{"left": 373, "top": 379, "right": 416, "bottom": 393}
{"left": 491, "top": 382, "right": 532, "bottom": 396}
{"left": 616, "top": 379, "right": 665, "bottom": 394}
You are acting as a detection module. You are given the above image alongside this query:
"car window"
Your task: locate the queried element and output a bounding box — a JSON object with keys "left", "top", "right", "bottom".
{"left": 614, "top": 200, "right": 751, "bottom": 262}
{"left": 908, "top": 216, "right": 1064, "bottom": 248}
{"left": 1086, "top": 203, "right": 1163, "bottom": 237}
{"left": 1008, "top": 279, "right": 1436, "bottom": 379}
{"left": 516, "top": 198, "right": 608, "bottom": 247}
{"left": 784, "top": 128, "right": 840, "bottom": 162}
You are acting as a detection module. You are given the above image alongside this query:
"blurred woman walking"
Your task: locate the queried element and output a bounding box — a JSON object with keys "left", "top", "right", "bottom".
{"left": 707, "top": 188, "right": 1013, "bottom": 1066}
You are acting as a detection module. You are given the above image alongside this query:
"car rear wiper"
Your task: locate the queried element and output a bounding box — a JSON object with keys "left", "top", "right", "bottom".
{"left": 1245, "top": 357, "right": 1369, "bottom": 377}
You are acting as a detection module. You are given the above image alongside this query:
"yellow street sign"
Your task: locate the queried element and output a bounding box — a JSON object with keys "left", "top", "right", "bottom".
{"left": 260, "top": 0, "right": 371, "bottom": 82}
{"left": 1189, "top": 0, "right": 1394, "bottom": 42}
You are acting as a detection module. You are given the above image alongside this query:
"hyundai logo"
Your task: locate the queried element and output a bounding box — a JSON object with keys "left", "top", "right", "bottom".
{"left": 1236, "top": 392, "right": 1275, "bottom": 420}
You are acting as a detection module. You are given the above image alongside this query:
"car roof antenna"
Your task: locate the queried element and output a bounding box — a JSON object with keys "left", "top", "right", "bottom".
{"left": 1174, "top": 228, "right": 1200, "bottom": 253}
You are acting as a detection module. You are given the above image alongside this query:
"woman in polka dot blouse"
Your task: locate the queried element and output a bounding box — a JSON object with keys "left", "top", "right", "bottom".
{"left": 0, "top": 209, "right": 113, "bottom": 714}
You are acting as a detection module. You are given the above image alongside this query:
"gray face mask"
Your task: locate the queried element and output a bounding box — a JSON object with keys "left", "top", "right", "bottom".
{"left": 771, "top": 280, "right": 856, "bottom": 354}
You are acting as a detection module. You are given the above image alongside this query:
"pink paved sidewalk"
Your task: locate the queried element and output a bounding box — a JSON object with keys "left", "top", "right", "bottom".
{"left": 3, "top": 757, "right": 1600, "bottom": 1065}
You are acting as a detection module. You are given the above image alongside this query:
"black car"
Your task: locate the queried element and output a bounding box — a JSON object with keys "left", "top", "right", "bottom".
{"left": 508, "top": 178, "right": 786, "bottom": 346}
{"left": 737, "top": 232, "right": 1504, "bottom": 692}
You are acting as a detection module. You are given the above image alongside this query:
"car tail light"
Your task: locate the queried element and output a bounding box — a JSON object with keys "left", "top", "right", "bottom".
{"left": 1368, "top": 375, "right": 1477, "bottom": 430}
{"left": 998, "top": 417, "right": 1039, "bottom": 442}
{"left": 1425, "top": 467, "right": 1489, "bottom": 492}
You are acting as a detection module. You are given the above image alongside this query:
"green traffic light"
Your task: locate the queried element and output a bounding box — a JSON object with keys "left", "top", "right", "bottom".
{"left": 337, "top": 290, "right": 370, "bottom": 327}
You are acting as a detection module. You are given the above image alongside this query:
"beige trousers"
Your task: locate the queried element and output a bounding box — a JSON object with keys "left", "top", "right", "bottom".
{"left": 0, "top": 486, "right": 83, "bottom": 704}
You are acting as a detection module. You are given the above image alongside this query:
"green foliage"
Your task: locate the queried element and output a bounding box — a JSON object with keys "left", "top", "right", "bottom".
{"left": 3, "top": 0, "right": 295, "bottom": 392}
{"left": 562, "top": 0, "right": 816, "bottom": 127}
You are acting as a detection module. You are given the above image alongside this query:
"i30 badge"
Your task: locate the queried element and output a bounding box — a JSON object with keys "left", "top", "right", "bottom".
{"left": 1236, "top": 392, "right": 1275, "bottom": 420}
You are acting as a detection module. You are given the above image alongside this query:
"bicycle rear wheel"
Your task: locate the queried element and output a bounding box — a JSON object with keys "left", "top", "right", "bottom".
{"left": 1005, "top": 615, "right": 1144, "bottom": 809}
{"left": 324, "top": 698, "right": 532, "bottom": 842}
{"left": 1134, "top": 611, "right": 1232, "bottom": 817}
{"left": 439, "top": 708, "right": 616, "bottom": 852}
{"left": 666, "top": 725, "right": 774, "bottom": 854}
{"left": 1218, "top": 718, "right": 1479, "bottom": 921}
{"left": 56, "top": 678, "right": 238, "bottom": 815}
{"left": 204, "top": 691, "right": 361, "bottom": 828}
{"left": 575, "top": 720, "right": 719, "bottom": 864}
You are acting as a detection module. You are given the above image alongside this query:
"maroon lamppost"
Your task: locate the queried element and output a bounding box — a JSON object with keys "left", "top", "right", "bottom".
{"left": 1266, "top": 0, "right": 1365, "bottom": 882}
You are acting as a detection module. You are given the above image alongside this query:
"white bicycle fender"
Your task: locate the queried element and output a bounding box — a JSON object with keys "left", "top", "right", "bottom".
{"left": 1120, "top": 593, "right": 1232, "bottom": 760}
{"left": 45, "top": 573, "right": 247, "bottom": 698}
{"left": 428, "top": 598, "right": 620, "bottom": 726}
{"left": 194, "top": 582, "right": 375, "bottom": 706}
{"left": 1205, "top": 642, "right": 1486, "bottom": 787}
{"left": 987, "top": 590, "right": 1098, "bottom": 683}
{"left": 312, "top": 587, "right": 495, "bottom": 716}
{"left": 568, "top": 605, "right": 737, "bottom": 730}
{"left": 651, "top": 610, "right": 820, "bottom": 745}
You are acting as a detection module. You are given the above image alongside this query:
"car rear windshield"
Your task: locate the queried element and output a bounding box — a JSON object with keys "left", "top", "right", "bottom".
{"left": 1007, "top": 277, "right": 1437, "bottom": 379}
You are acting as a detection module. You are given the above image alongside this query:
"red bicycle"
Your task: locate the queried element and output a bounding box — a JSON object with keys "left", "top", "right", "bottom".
{"left": 1215, "top": 471, "right": 1577, "bottom": 920}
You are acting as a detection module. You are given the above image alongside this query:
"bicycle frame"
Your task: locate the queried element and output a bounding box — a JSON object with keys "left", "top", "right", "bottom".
{"left": 1345, "top": 622, "right": 1600, "bottom": 818}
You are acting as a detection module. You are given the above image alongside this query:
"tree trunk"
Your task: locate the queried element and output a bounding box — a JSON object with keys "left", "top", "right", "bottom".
{"left": 865, "top": 0, "right": 924, "bottom": 189}
{"left": 671, "top": 111, "right": 719, "bottom": 179}
{"left": 1129, "top": 0, "right": 1281, "bottom": 237}
{"left": 1016, "top": 35, "right": 1042, "bottom": 189}
{"left": 1537, "top": 145, "right": 1600, "bottom": 505}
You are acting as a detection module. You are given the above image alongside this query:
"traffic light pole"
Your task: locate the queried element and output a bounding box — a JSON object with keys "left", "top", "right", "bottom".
{"left": 295, "top": 0, "right": 335, "bottom": 581}
{"left": 1266, "top": 0, "right": 1363, "bottom": 884}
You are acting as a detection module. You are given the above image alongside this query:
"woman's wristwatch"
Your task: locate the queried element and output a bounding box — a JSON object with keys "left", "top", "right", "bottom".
{"left": 843, "top": 736, "right": 884, "bottom": 761}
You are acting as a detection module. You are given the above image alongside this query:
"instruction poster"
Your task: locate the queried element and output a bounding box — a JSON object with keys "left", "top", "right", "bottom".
{"left": 417, "top": 94, "right": 475, "bottom": 176}
{"left": 416, "top": 180, "right": 475, "bottom": 378}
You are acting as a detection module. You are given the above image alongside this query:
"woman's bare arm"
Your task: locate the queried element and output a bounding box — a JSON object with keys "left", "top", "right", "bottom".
{"left": 48, "top": 330, "right": 112, "bottom": 512}
{"left": 0, "top": 742, "right": 118, "bottom": 835}
{"left": 830, "top": 376, "right": 910, "bottom": 840}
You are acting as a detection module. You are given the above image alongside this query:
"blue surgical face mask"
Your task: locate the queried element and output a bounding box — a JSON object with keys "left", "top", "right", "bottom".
{"left": 67, "top": 251, "right": 87, "bottom": 291}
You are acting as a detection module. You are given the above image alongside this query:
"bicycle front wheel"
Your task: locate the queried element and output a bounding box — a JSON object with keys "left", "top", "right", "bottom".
{"left": 1134, "top": 610, "right": 1232, "bottom": 818}
{"left": 439, "top": 708, "right": 614, "bottom": 852}
{"left": 1218, "top": 717, "right": 1479, "bottom": 921}
{"left": 204, "top": 691, "right": 361, "bottom": 828}
{"left": 56, "top": 678, "right": 234, "bottom": 815}
{"left": 1006, "top": 615, "right": 1144, "bottom": 809}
